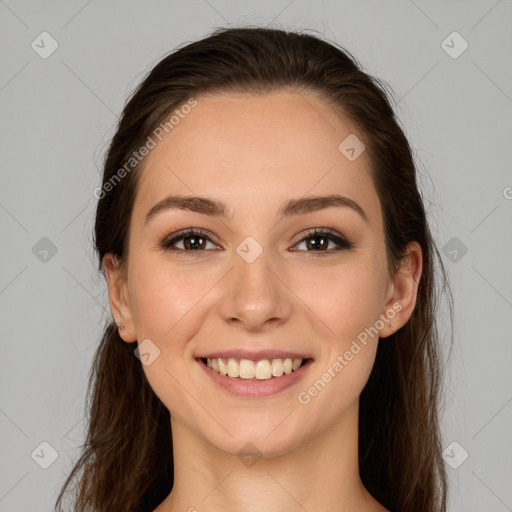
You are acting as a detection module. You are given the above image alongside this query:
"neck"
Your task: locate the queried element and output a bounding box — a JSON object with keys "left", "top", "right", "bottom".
{"left": 154, "top": 401, "right": 385, "bottom": 512}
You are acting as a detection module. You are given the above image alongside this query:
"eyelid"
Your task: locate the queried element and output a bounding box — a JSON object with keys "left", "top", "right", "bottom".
{"left": 290, "top": 227, "right": 348, "bottom": 245}
{"left": 290, "top": 227, "right": 354, "bottom": 253}
{"left": 160, "top": 227, "right": 221, "bottom": 250}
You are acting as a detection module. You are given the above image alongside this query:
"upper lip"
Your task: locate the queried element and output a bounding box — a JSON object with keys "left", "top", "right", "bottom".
{"left": 196, "top": 349, "right": 313, "bottom": 360}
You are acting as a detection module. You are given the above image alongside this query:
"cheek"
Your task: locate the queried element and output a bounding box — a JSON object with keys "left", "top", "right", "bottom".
{"left": 292, "top": 265, "right": 384, "bottom": 434}
{"left": 295, "top": 341, "right": 377, "bottom": 443}
{"left": 290, "top": 260, "right": 385, "bottom": 404}
{"left": 129, "top": 256, "right": 213, "bottom": 340}
{"left": 291, "top": 259, "right": 386, "bottom": 343}
{"left": 129, "top": 259, "right": 214, "bottom": 422}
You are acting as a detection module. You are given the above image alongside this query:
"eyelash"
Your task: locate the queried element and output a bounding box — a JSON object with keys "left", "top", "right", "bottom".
{"left": 160, "top": 227, "right": 354, "bottom": 257}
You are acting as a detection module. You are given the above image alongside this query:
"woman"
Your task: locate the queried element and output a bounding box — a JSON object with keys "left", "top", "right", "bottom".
{"left": 55, "top": 26, "right": 453, "bottom": 512}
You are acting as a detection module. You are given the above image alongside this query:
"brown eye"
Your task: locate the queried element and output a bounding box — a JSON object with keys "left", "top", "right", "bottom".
{"left": 291, "top": 229, "right": 354, "bottom": 254}
{"left": 161, "top": 229, "right": 219, "bottom": 255}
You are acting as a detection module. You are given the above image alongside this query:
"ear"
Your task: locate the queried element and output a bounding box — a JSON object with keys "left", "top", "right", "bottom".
{"left": 378, "top": 241, "right": 423, "bottom": 338}
{"left": 102, "top": 253, "right": 137, "bottom": 343}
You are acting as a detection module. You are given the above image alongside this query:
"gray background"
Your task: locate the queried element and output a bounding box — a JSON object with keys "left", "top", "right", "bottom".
{"left": 1, "top": 1, "right": 511, "bottom": 511}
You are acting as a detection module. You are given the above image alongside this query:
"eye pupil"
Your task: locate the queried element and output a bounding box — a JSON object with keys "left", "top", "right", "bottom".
{"left": 184, "top": 236, "right": 206, "bottom": 250}
{"left": 307, "top": 235, "right": 328, "bottom": 251}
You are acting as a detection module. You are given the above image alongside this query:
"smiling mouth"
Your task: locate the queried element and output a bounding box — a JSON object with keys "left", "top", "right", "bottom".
{"left": 199, "top": 357, "right": 312, "bottom": 380}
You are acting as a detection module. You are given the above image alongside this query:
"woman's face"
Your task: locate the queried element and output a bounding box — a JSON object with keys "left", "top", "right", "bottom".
{"left": 108, "top": 90, "right": 417, "bottom": 457}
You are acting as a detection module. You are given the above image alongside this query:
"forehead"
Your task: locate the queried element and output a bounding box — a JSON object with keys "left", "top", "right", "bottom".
{"left": 133, "top": 91, "right": 380, "bottom": 225}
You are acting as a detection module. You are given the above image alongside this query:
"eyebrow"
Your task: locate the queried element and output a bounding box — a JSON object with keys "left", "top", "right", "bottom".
{"left": 144, "top": 193, "right": 369, "bottom": 225}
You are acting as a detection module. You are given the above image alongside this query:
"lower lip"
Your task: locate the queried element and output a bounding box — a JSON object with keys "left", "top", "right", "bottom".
{"left": 196, "top": 358, "right": 314, "bottom": 398}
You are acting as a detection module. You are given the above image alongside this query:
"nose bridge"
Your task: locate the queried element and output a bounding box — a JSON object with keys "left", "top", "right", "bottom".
{"left": 219, "top": 238, "right": 292, "bottom": 329}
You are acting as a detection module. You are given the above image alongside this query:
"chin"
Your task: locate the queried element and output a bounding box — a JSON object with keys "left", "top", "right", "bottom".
{"left": 201, "top": 418, "right": 307, "bottom": 460}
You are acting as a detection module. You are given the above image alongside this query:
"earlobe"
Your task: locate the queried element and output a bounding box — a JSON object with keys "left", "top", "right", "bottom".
{"left": 379, "top": 241, "right": 423, "bottom": 338}
{"left": 102, "top": 253, "right": 137, "bottom": 343}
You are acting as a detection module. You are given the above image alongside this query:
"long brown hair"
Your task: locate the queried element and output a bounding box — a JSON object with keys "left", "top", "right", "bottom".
{"left": 55, "top": 26, "right": 453, "bottom": 512}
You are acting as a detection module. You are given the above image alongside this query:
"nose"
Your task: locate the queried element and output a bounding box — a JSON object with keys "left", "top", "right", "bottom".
{"left": 218, "top": 249, "right": 293, "bottom": 332}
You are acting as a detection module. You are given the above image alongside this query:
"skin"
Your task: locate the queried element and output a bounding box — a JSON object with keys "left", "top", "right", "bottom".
{"left": 104, "top": 90, "right": 422, "bottom": 512}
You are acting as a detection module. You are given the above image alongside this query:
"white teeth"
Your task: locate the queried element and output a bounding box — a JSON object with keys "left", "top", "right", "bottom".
{"left": 204, "top": 357, "right": 305, "bottom": 380}
{"left": 218, "top": 358, "right": 228, "bottom": 376}
{"left": 239, "top": 359, "right": 255, "bottom": 379}
{"left": 255, "top": 360, "right": 272, "bottom": 379}
{"left": 271, "top": 358, "right": 283, "bottom": 377}
{"left": 227, "top": 358, "right": 239, "bottom": 378}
